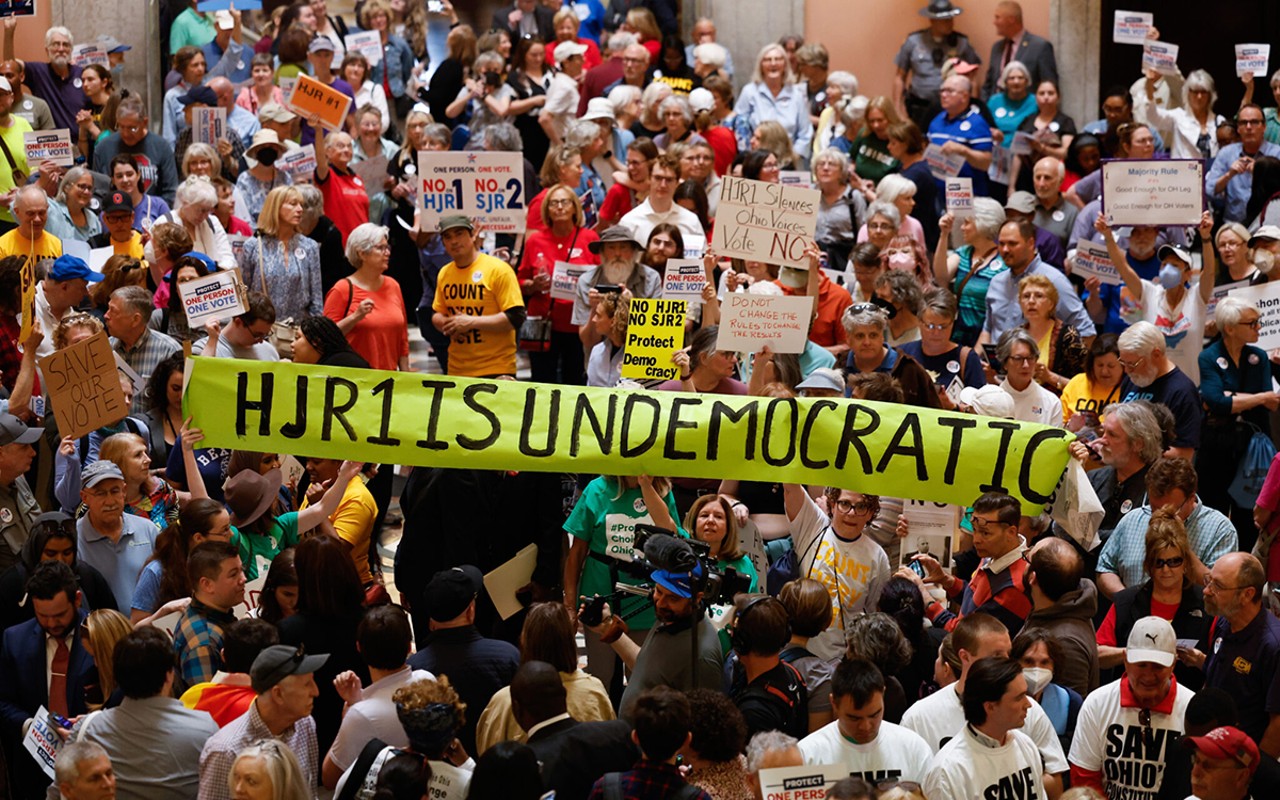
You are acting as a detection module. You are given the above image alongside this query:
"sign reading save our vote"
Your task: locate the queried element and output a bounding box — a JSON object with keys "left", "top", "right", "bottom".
{"left": 620, "top": 298, "right": 685, "bottom": 382}
{"left": 37, "top": 332, "right": 128, "bottom": 440}
{"left": 179, "top": 270, "right": 246, "bottom": 328}
{"left": 418, "top": 151, "right": 526, "bottom": 233}
{"left": 23, "top": 130, "right": 73, "bottom": 167}
{"left": 1101, "top": 159, "right": 1203, "bottom": 227}
{"left": 286, "top": 73, "right": 353, "bottom": 132}
{"left": 712, "top": 176, "right": 819, "bottom": 269}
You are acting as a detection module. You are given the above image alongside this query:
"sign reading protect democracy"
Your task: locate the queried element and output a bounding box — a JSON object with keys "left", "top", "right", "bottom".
{"left": 1100, "top": 159, "right": 1203, "bottom": 227}
{"left": 712, "top": 176, "right": 819, "bottom": 269}
{"left": 183, "top": 359, "right": 1074, "bottom": 511}
{"left": 620, "top": 298, "right": 684, "bottom": 382}
{"left": 418, "top": 151, "right": 527, "bottom": 234}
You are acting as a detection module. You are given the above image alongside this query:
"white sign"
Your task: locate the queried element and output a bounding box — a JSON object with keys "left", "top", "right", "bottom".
{"left": 1101, "top": 159, "right": 1203, "bottom": 226}
{"left": 88, "top": 246, "right": 113, "bottom": 275}
{"left": 1228, "top": 281, "right": 1280, "bottom": 349}
{"left": 712, "top": 175, "right": 819, "bottom": 269}
{"left": 1208, "top": 279, "right": 1249, "bottom": 317}
{"left": 232, "top": 561, "right": 271, "bottom": 618}
{"left": 945, "top": 177, "right": 974, "bottom": 218}
{"left": 778, "top": 170, "right": 813, "bottom": 189}
{"left": 191, "top": 106, "right": 226, "bottom": 145}
{"left": 1113, "top": 11, "right": 1153, "bottom": 45}
{"left": 756, "top": 764, "right": 846, "bottom": 800}
{"left": 661, "top": 259, "right": 707, "bottom": 303}
{"left": 1072, "top": 239, "right": 1123, "bottom": 285}
{"left": 1142, "top": 41, "right": 1179, "bottom": 75}
{"left": 716, "top": 293, "right": 814, "bottom": 354}
{"left": 344, "top": 30, "right": 383, "bottom": 67}
{"left": 22, "top": 706, "right": 60, "bottom": 779}
{"left": 23, "top": 129, "right": 73, "bottom": 167}
{"left": 1237, "top": 43, "right": 1271, "bottom": 78}
{"left": 279, "top": 144, "right": 317, "bottom": 177}
{"left": 925, "top": 143, "right": 965, "bottom": 179}
{"left": 419, "top": 151, "right": 527, "bottom": 233}
{"left": 903, "top": 499, "right": 959, "bottom": 569}
{"left": 178, "top": 270, "right": 246, "bottom": 328}
{"left": 550, "top": 261, "right": 589, "bottom": 302}
{"left": 71, "top": 43, "right": 108, "bottom": 68}
{"left": 484, "top": 544, "right": 539, "bottom": 621}
{"left": 1010, "top": 131, "right": 1036, "bottom": 156}
{"left": 683, "top": 233, "right": 706, "bottom": 259}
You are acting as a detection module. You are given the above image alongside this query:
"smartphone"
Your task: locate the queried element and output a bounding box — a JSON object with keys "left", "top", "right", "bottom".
{"left": 48, "top": 712, "right": 72, "bottom": 729}
{"left": 427, "top": 0, "right": 445, "bottom": 12}
{"left": 596, "top": 284, "right": 623, "bottom": 294}
{"left": 483, "top": 71, "right": 502, "bottom": 88}
{"left": 909, "top": 560, "right": 927, "bottom": 578}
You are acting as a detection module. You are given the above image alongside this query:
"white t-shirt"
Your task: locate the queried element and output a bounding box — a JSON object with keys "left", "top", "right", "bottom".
{"left": 327, "top": 667, "right": 434, "bottom": 771}
{"left": 924, "top": 725, "right": 1047, "bottom": 800}
{"left": 1136, "top": 278, "right": 1206, "bottom": 384}
{"left": 1000, "top": 378, "right": 1064, "bottom": 427}
{"left": 789, "top": 493, "right": 891, "bottom": 660}
{"left": 543, "top": 73, "right": 580, "bottom": 140}
{"left": 798, "top": 720, "right": 933, "bottom": 784}
{"left": 900, "top": 683, "right": 1069, "bottom": 773}
{"left": 620, "top": 198, "right": 706, "bottom": 249}
{"left": 1068, "top": 677, "right": 1194, "bottom": 800}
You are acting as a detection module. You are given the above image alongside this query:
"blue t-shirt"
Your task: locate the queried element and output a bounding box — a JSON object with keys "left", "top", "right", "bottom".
{"left": 927, "top": 106, "right": 994, "bottom": 196}
{"left": 167, "top": 435, "right": 231, "bottom": 502}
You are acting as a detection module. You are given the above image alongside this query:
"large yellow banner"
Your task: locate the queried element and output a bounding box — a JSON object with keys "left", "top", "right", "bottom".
{"left": 185, "top": 358, "right": 1073, "bottom": 510}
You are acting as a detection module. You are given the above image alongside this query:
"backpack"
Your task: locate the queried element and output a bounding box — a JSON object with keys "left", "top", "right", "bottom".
{"left": 733, "top": 660, "right": 809, "bottom": 740}
{"left": 1230, "top": 424, "right": 1277, "bottom": 508}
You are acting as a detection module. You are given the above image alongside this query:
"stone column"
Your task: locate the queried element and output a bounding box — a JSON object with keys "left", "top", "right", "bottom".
{"left": 695, "top": 0, "right": 805, "bottom": 93}
{"left": 56, "top": 0, "right": 158, "bottom": 123}
{"left": 1049, "top": 0, "right": 1101, "bottom": 130}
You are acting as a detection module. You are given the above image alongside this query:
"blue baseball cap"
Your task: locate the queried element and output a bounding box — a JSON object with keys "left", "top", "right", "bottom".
{"left": 49, "top": 254, "right": 104, "bottom": 283}
{"left": 651, "top": 560, "right": 703, "bottom": 599}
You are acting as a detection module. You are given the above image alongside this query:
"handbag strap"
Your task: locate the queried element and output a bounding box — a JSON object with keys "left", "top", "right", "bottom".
{"left": 345, "top": 277, "right": 355, "bottom": 316}
{"left": 258, "top": 235, "right": 267, "bottom": 294}
{"left": 0, "top": 130, "right": 21, "bottom": 179}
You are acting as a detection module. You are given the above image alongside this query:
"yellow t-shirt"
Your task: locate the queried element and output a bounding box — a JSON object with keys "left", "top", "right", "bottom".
{"left": 300, "top": 475, "right": 376, "bottom": 585}
{"left": 0, "top": 116, "right": 32, "bottom": 224}
{"left": 432, "top": 251, "right": 524, "bottom": 377}
{"left": 0, "top": 229, "right": 61, "bottom": 266}
{"left": 1060, "top": 373, "right": 1121, "bottom": 427}
{"left": 109, "top": 231, "right": 147, "bottom": 260}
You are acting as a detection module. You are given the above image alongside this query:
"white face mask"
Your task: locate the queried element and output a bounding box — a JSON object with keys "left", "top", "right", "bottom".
{"left": 1022, "top": 667, "right": 1053, "bottom": 696}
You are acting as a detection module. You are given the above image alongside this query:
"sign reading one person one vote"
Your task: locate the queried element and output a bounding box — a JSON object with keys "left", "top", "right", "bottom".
{"left": 945, "top": 177, "right": 974, "bottom": 218}
{"left": 279, "top": 144, "right": 317, "bottom": 177}
{"left": 550, "top": 261, "right": 589, "bottom": 302}
{"left": 620, "top": 298, "right": 685, "bottom": 382}
{"left": 717, "top": 293, "right": 814, "bottom": 354}
{"left": 925, "top": 143, "right": 966, "bottom": 180}
{"left": 1142, "top": 41, "right": 1179, "bottom": 75}
{"left": 37, "top": 332, "right": 129, "bottom": 440}
{"left": 1228, "top": 282, "right": 1280, "bottom": 349}
{"left": 712, "top": 175, "right": 819, "bottom": 269}
{"left": 662, "top": 259, "right": 707, "bottom": 303}
{"left": 71, "top": 43, "right": 108, "bottom": 68}
{"left": 418, "top": 151, "right": 526, "bottom": 233}
{"left": 191, "top": 107, "right": 226, "bottom": 145}
{"left": 1237, "top": 44, "right": 1271, "bottom": 78}
{"left": 1101, "top": 159, "right": 1203, "bottom": 227}
{"left": 1113, "top": 10, "right": 1152, "bottom": 44}
{"left": 1072, "top": 239, "right": 1123, "bottom": 285}
{"left": 756, "top": 764, "right": 846, "bottom": 800}
{"left": 179, "top": 270, "right": 246, "bottom": 329}
{"left": 344, "top": 30, "right": 383, "bottom": 66}
{"left": 286, "top": 73, "right": 353, "bottom": 132}
{"left": 22, "top": 705, "right": 59, "bottom": 779}
{"left": 23, "top": 129, "right": 72, "bottom": 167}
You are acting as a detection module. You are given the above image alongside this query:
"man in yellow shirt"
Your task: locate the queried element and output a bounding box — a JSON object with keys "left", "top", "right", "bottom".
{"left": 0, "top": 75, "right": 31, "bottom": 232}
{"left": 431, "top": 214, "right": 526, "bottom": 378}
{"left": 0, "top": 185, "right": 61, "bottom": 263}
{"left": 88, "top": 191, "right": 146, "bottom": 260}
{"left": 301, "top": 457, "right": 377, "bottom": 586}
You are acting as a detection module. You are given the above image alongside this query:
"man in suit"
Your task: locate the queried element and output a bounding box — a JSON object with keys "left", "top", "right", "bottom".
{"left": 513, "top": 661, "right": 637, "bottom": 800}
{"left": 491, "top": 0, "right": 555, "bottom": 43}
{"left": 981, "top": 1, "right": 1057, "bottom": 100}
{"left": 0, "top": 561, "right": 94, "bottom": 798}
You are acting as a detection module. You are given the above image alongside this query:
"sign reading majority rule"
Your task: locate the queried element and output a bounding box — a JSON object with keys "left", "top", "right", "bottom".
{"left": 1100, "top": 159, "right": 1204, "bottom": 227}
{"left": 184, "top": 359, "right": 1074, "bottom": 511}
{"left": 418, "top": 151, "right": 526, "bottom": 234}
{"left": 712, "top": 175, "right": 820, "bottom": 269}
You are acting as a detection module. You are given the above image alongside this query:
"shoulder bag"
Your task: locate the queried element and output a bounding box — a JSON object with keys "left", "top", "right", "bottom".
{"left": 258, "top": 236, "right": 297, "bottom": 359}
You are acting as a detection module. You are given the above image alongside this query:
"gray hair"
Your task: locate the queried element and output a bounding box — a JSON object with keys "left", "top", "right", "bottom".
{"left": 842, "top": 303, "right": 888, "bottom": 336}
{"left": 998, "top": 60, "right": 1031, "bottom": 91}
{"left": 45, "top": 26, "right": 72, "bottom": 48}
{"left": 658, "top": 94, "right": 693, "bottom": 125}
{"left": 751, "top": 42, "right": 795, "bottom": 85}
{"left": 606, "top": 31, "right": 638, "bottom": 54}
{"left": 181, "top": 142, "right": 222, "bottom": 178}
{"left": 1106, "top": 402, "right": 1165, "bottom": 464}
{"left": 424, "top": 123, "right": 452, "bottom": 147}
{"left": 228, "top": 741, "right": 310, "bottom": 800}
{"left": 324, "top": 131, "right": 354, "bottom": 154}
{"left": 875, "top": 270, "right": 923, "bottom": 315}
{"left": 693, "top": 42, "right": 727, "bottom": 69}
{"left": 296, "top": 183, "right": 324, "bottom": 229}
{"left": 876, "top": 175, "right": 916, "bottom": 204}
{"left": 1117, "top": 320, "right": 1165, "bottom": 357}
{"left": 175, "top": 176, "right": 217, "bottom": 209}
{"left": 846, "top": 611, "right": 914, "bottom": 670}
{"left": 811, "top": 147, "right": 850, "bottom": 184}
{"left": 1182, "top": 68, "right": 1218, "bottom": 110}
{"left": 1033, "top": 156, "right": 1065, "bottom": 182}
{"left": 607, "top": 84, "right": 642, "bottom": 117}
{"left": 745, "top": 730, "right": 800, "bottom": 774}
{"left": 116, "top": 94, "right": 147, "bottom": 121}
{"left": 56, "top": 166, "right": 91, "bottom": 205}
{"left": 836, "top": 94, "right": 869, "bottom": 128}
{"left": 997, "top": 327, "right": 1039, "bottom": 362}
{"left": 345, "top": 222, "right": 390, "bottom": 267}
{"left": 54, "top": 741, "right": 108, "bottom": 786}
{"left": 640, "top": 82, "right": 674, "bottom": 117}
{"left": 971, "top": 197, "right": 1007, "bottom": 241}
{"left": 14, "top": 185, "right": 47, "bottom": 213}
{"left": 474, "top": 51, "right": 504, "bottom": 72}
{"left": 484, "top": 121, "right": 523, "bottom": 152}
{"left": 112, "top": 285, "right": 155, "bottom": 318}
{"left": 564, "top": 118, "right": 600, "bottom": 151}
{"left": 1215, "top": 296, "right": 1255, "bottom": 330}
{"left": 866, "top": 201, "right": 901, "bottom": 230}
{"left": 827, "top": 70, "right": 859, "bottom": 96}
{"left": 922, "top": 287, "right": 959, "bottom": 320}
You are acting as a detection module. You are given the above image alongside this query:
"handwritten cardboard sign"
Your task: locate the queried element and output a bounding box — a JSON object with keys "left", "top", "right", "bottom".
{"left": 1237, "top": 43, "right": 1271, "bottom": 78}
{"left": 550, "top": 261, "right": 589, "bottom": 302}
{"left": 418, "top": 151, "right": 527, "bottom": 233}
{"left": 1072, "top": 239, "right": 1123, "bottom": 285}
{"left": 717, "top": 294, "right": 814, "bottom": 354}
{"left": 757, "top": 764, "right": 846, "bottom": 800}
{"left": 1113, "top": 10, "right": 1152, "bottom": 44}
{"left": 344, "top": 30, "right": 383, "bottom": 67}
{"left": 1228, "top": 282, "right": 1280, "bottom": 349}
{"left": 1142, "top": 41, "right": 1179, "bottom": 75}
{"left": 279, "top": 144, "right": 316, "bottom": 177}
{"left": 945, "top": 177, "right": 974, "bottom": 218}
{"left": 37, "top": 332, "right": 128, "bottom": 440}
{"left": 620, "top": 298, "right": 685, "bottom": 382}
{"left": 285, "top": 73, "right": 353, "bottom": 133}
{"left": 1101, "top": 159, "right": 1203, "bottom": 226}
{"left": 712, "top": 175, "right": 819, "bottom": 269}
{"left": 23, "top": 129, "right": 73, "bottom": 167}
{"left": 179, "top": 270, "right": 246, "bottom": 328}
{"left": 661, "top": 259, "right": 707, "bottom": 303}
{"left": 925, "top": 143, "right": 965, "bottom": 179}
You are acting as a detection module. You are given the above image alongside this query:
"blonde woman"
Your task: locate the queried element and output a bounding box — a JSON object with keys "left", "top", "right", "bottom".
{"left": 83, "top": 609, "right": 133, "bottom": 708}
{"left": 750, "top": 120, "right": 799, "bottom": 170}
{"left": 238, "top": 186, "right": 322, "bottom": 322}
{"left": 733, "top": 42, "right": 812, "bottom": 157}
{"left": 227, "top": 741, "right": 311, "bottom": 800}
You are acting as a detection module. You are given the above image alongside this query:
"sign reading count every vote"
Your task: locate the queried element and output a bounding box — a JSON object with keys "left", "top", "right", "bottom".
{"left": 183, "top": 358, "right": 1074, "bottom": 512}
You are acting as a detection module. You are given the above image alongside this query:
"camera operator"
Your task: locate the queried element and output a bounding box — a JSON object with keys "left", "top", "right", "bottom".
{"left": 726, "top": 594, "right": 809, "bottom": 739}
{"left": 580, "top": 535, "right": 724, "bottom": 722}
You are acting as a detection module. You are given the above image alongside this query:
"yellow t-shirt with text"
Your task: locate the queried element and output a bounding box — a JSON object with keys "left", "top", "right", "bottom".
{"left": 432, "top": 251, "right": 524, "bottom": 377}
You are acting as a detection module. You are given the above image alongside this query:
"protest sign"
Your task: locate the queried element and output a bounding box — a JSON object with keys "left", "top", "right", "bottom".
{"left": 1237, "top": 43, "right": 1271, "bottom": 78}
{"left": 620, "top": 298, "right": 685, "bottom": 381}
{"left": 902, "top": 499, "right": 959, "bottom": 568}
{"left": 1101, "top": 159, "right": 1203, "bottom": 226}
{"left": 717, "top": 294, "right": 814, "bottom": 354}
{"left": 88, "top": 246, "right": 113, "bottom": 276}
{"left": 286, "top": 73, "right": 352, "bottom": 132}
{"left": 1072, "top": 239, "right": 1123, "bottom": 285}
{"left": 1113, "top": 10, "right": 1152, "bottom": 44}
{"left": 352, "top": 155, "right": 388, "bottom": 199}
{"left": 1228, "top": 282, "right": 1280, "bottom": 349}
{"left": 1208, "top": 279, "right": 1249, "bottom": 317}
{"left": 712, "top": 176, "right": 819, "bottom": 269}
{"left": 184, "top": 359, "right": 1074, "bottom": 511}
{"left": 0, "top": 0, "right": 34, "bottom": 18}
{"left": 550, "top": 261, "right": 589, "bottom": 302}
{"left": 179, "top": 270, "right": 246, "bottom": 328}
{"left": 231, "top": 558, "right": 271, "bottom": 618}
{"left": 757, "top": 764, "right": 846, "bottom": 800}
{"left": 1142, "top": 41, "right": 1179, "bottom": 75}
{"left": 23, "top": 129, "right": 73, "bottom": 167}
{"left": 683, "top": 234, "right": 706, "bottom": 259}
{"left": 418, "top": 151, "right": 526, "bottom": 233}
{"left": 277, "top": 76, "right": 296, "bottom": 99}
{"left": 197, "top": 0, "right": 262, "bottom": 10}
{"left": 925, "top": 143, "right": 965, "bottom": 179}
{"left": 191, "top": 107, "right": 226, "bottom": 145}
{"left": 484, "top": 544, "right": 538, "bottom": 620}
{"left": 662, "top": 259, "right": 707, "bottom": 303}
{"left": 279, "top": 144, "right": 317, "bottom": 177}
{"left": 988, "top": 143, "right": 1012, "bottom": 185}
{"left": 71, "top": 43, "right": 108, "bottom": 68}
{"left": 37, "top": 332, "right": 128, "bottom": 440}
{"left": 778, "top": 170, "right": 813, "bottom": 189}
{"left": 1010, "top": 131, "right": 1036, "bottom": 155}
{"left": 22, "top": 706, "right": 59, "bottom": 779}
{"left": 344, "top": 30, "right": 383, "bottom": 66}
{"left": 945, "top": 177, "right": 974, "bottom": 218}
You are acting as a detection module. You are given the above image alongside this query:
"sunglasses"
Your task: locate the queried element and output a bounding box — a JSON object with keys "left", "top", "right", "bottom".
{"left": 1153, "top": 556, "right": 1184, "bottom": 570}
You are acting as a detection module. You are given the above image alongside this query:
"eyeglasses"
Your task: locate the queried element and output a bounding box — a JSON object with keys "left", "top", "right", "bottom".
{"left": 834, "top": 499, "right": 874, "bottom": 516}
{"left": 1117, "top": 355, "right": 1146, "bottom": 370}
{"left": 923, "top": 321, "right": 952, "bottom": 331}
{"left": 867, "top": 222, "right": 896, "bottom": 231}
{"left": 1204, "top": 575, "right": 1245, "bottom": 592}
{"left": 1241, "top": 319, "right": 1262, "bottom": 329}
{"left": 1006, "top": 355, "right": 1035, "bottom": 365}
{"left": 1152, "top": 556, "right": 1184, "bottom": 570}
{"left": 35, "top": 518, "right": 77, "bottom": 538}
{"left": 1238, "top": 118, "right": 1264, "bottom": 127}
{"left": 970, "top": 516, "right": 1011, "bottom": 536}
{"left": 547, "top": 198, "right": 574, "bottom": 207}
{"left": 371, "top": 243, "right": 391, "bottom": 252}
{"left": 849, "top": 303, "right": 880, "bottom": 315}
{"left": 622, "top": 57, "right": 649, "bottom": 64}
{"left": 651, "top": 174, "right": 677, "bottom": 184}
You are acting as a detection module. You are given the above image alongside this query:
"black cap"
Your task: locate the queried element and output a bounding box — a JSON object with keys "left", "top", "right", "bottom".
{"left": 250, "top": 645, "right": 329, "bottom": 693}
{"left": 424, "top": 565, "right": 483, "bottom": 622}
{"left": 178, "top": 86, "right": 218, "bottom": 107}
{"left": 0, "top": 413, "right": 42, "bottom": 446}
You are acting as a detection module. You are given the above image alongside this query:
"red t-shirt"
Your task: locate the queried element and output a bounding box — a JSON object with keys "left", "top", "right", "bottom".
{"left": 525, "top": 188, "right": 549, "bottom": 235}
{"left": 598, "top": 183, "right": 636, "bottom": 228}
{"left": 1096, "top": 596, "right": 1180, "bottom": 647}
{"left": 776, "top": 272, "right": 853, "bottom": 349}
{"left": 318, "top": 166, "right": 370, "bottom": 245}
{"left": 703, "top": 125, "right": 738, "bottom": 177}
{"left": 518, "top": 226, "right": 600, "bottom": 332}
{"left": 323, "top": 276, "right": 409, "bottom": 371}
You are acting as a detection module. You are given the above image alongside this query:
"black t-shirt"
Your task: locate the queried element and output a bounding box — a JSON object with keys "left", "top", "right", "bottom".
{"left": 1118, "top": 368, "right": 1203, "bottom": 449}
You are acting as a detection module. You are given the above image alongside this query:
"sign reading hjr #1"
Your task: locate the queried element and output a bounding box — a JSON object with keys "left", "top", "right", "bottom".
{"left": 713, "top": 175, "right": 819, "bottom": 269}
{"left": 419, "top": 151, "right": 526, "bottom": 233}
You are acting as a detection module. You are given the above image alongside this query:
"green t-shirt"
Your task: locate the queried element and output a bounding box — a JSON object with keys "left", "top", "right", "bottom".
{"left": 234, "top": 513, "right": 299, "bottom": 581}
{"left": 565, "top": 476, "right": 684, "bottom": 631}
{"left": 852, "top": 133, "right": 900, "bottom": 185}
{"left": 169, "top": 8, "right": 216, "bottom": 52}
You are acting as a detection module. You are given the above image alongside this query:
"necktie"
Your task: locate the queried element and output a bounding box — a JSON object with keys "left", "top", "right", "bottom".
{"left": 1002, "top": 39, "right": 1014, "bottom": 71}
{"left": 50, "top": 637, "right": 69, "bottom": 717}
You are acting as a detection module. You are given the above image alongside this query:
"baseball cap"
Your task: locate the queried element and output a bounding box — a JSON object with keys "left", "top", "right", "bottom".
{"left": 438, "top": 214, "right": 474, "bottom": 233}
{"left": 0, "top": 413, "right": 42, "bottom": 446}
{"left": 1249, "top": 225, "right": 1280, "bottom": 248}
{"left": 0, "top": 77, "right": 11, "bottom": 94}
{"left": 308, "top": 36, "right": 336, "bottom": 55}
{"left": 49, "top": 254, "right": 105, "bottom": 283}
{"left": 178, "top": 86, "right": 218, "bottom": 107}
{"left": 1004, "top": 191, "right": 1037, "bottom": 214}
{"left": 778, "top": 266, "right": 808, "bottom": 289}
{"left": 424, "top": 565, "right": 483, "bottom": 622}
{"left": 97, "top": 36, "right": 131, "bottom": 54}
{"left": 1158, "top": 244, "right": 1192, "bottom": 267}
{"left": 688, "top": 87, "right": 715, "bottom": 114}
{"left": 81, "top": 460, "right": 124, "bottom": 490}
{"left": 958, "top": 385, "right": 1015, "bottom": 419}
{"left": 250, "top": 645, "right": 329, "bottom": 693}
{"left": 1126, "top": 616, "right": 1177, "bottom": 667}
{"left": 103, "top": 191, "right": 133, "bottom": 216}
{"left": 259, "top": 102, "right": 297, "bottom": 124}
{"left": 795, "top": 367, "right": 845, "bottom": 395}
{"left": 581, "top": 97, "right": 616, "bottom": 123}
{"left": 555, "top": 41, "right": 588, "bottom": 65}
{"left": 1185, "top": 726, "right": 1260, "bottom": 773}
{"left": 651, "top": 559, "right": 703, "bottom": 599}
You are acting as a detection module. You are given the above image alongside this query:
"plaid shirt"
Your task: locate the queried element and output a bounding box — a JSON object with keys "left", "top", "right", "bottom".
{"left": 173, "top": 599, "right": 236, "bottom": 697}
{"left": 113, "top": 327, "right": 181, "bottom": 414}
{"left": 588, "top": 760, "right": 712, "bottom": 800}
{"left": 197, "top": 699, "right": 318, "bottom": 800}
{"left": 1096, "top": 502, "right": 1239, "bottom": 588}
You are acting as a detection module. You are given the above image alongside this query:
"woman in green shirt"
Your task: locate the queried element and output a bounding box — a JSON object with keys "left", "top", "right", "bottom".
{"left": 684, "top": 494, "right": 759, "bottom": 592}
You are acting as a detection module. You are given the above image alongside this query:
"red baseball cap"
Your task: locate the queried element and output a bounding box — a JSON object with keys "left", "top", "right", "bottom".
{"left": 1186, "top": 726, "right": 1260, "bottom": 773}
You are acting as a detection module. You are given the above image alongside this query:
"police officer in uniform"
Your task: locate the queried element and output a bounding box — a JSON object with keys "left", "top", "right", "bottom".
{"left": 893, "top": 0, "right": 982, "bottom": 131}
{"left": 0, "top": 413, "right": 44, "bottom": 573}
